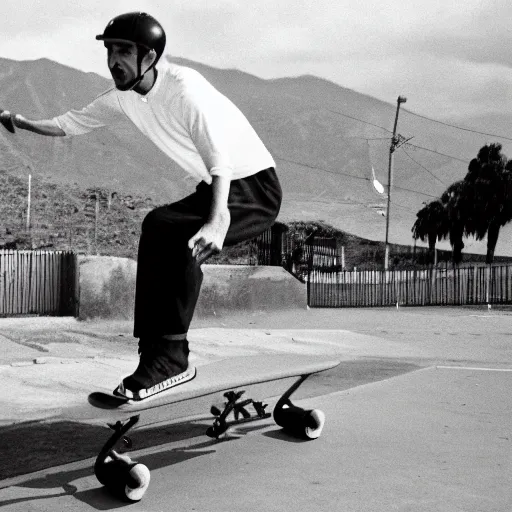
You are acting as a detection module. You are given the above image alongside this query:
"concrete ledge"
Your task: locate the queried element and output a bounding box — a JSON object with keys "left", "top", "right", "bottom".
{"left": 196, "top": 265, "right": 307, "bottom": 316}
{"left": 78, "top": 257, "right": 306, "bottom": 320}
{"left": 78, "top": 256, "right": 136, "bottom": 320}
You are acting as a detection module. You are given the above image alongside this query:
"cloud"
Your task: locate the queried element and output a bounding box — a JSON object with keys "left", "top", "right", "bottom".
{"left": 0, "top": 0, "right": 163, "bottom": 75}
{"left": 390, "top": 0, "right": 512, "bottom": 68}
{"left": 0, "top": 0, "right": 510, "bottom": 122}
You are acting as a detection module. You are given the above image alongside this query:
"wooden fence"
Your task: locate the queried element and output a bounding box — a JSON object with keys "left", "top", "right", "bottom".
{"left": 307, "top": 264, "right": 512, "bottom": 307}
{"left": 0, "top": 250, "right": 79, "bottom": 316}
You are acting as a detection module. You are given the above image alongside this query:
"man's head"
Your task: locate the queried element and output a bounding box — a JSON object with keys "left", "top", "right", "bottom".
{"left": 103, "top": 41, "right": 156, "bottom": 91}
{"left": 96, "top": 12, "right": 166, "bottom": 91}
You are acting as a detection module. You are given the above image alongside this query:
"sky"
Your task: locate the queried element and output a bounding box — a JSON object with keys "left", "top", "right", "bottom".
{"left": 0, "top": 0, "right": 511, "bottom": 125}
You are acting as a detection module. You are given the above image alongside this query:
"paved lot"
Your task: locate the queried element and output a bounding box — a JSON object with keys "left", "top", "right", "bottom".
{"left": 0, "top": 306, "right": 511, "bottom": 510}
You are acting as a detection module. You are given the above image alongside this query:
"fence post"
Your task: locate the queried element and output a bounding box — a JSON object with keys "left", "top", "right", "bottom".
{"left": 473, "top": 265, "right": 477, "bottom": 304}
{"left": 507, "top": 265, "right": 510, "bottom": 304}
{"left": 307, "top": 266, "right": 311, "bottom": 307}
{"left": 72, "top": 251, "right": 80, "bottom": 317}
{"left": 429, "top": 266, "right": 435, "bottom": 305}
{"left": 486, "top": 265, "right": 491, "bottom": 305}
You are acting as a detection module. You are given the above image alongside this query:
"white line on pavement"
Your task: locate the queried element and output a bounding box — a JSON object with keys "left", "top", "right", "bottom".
{"left": 436, "top": 366, "right": 512, "bottom": 372}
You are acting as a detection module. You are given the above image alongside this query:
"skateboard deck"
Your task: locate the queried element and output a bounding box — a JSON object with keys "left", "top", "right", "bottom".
{"left": 76, "top": 354, "right": 340, "bottom": 435}
{"left": 87, "top": 354, "right": 338, "bottom": 414}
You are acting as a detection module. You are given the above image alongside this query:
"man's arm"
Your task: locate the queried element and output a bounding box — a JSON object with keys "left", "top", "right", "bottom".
{"left": 0, "top": 111, "right": 65, "bottom": 136}
{"left": 1, "top": 89, "right": 124, "bottom": 137}
{"left": 208, "top": 174, "right": 231, "bottom": 222}
{"left": 15, "top": 115, "right": 66, "bottom": 136}
{"left": 188, "top": 174, "right": 231, "bottom": 264}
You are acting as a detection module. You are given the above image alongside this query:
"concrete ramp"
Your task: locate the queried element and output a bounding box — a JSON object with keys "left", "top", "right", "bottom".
{"left": 78, "top": 257, "right": 306, "bottom": 320}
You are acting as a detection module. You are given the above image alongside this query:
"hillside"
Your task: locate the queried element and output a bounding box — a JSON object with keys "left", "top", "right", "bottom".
{"left": 0, "top": 171, "right": 153, "bottom": 257}
{"left": 1, "top": 56, "right": 512, "bottom": 256}
{"left": 4, "top": 171, "right": 507, "bottom": 269}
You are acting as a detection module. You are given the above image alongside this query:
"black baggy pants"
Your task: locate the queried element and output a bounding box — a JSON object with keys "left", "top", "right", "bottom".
{"left": 133, "top": 167, "right": 282, "bottom": 339}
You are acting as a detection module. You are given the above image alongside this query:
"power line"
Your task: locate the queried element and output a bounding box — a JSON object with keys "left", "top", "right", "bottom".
{"left": 326, "top": 109, "right": 393, "bottom": 133}
{"left": 404, "top": 110, "right": 512, "bottom": 142}
{"left": 323, "top": 103, "right": 512, "bottom": 144}
{"left": 401, "top": 147, "right": 447, "bottom": 187}
{"left": 273, "top": 153, "right": 441, "bottom": 201}
{"left": 393, "top": 184, "right": 440, "bottom": 199}
{"left": 264, "top": 106, "right": 475, "bottom": 165}
{"left": 347, "top": 137, "right": 391, "bottom": 141}
{"left": 274, "top": 155, "right": 369, "bottom": 182}
{"left": 389, "top": 201, "right": 417, "bottom": 214}
{"left": 406, "top": 143, "right": 469, "bottom": 164}
{"left": 252, "top": 110, "right": 393, "bottom": 136}
{"left": 256, "top": 88, "right": 512, "bottom": 145}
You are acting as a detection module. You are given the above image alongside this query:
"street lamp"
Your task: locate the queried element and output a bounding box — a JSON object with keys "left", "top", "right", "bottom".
{"left": 371, "top": 166, "right": 386, "bottom": 195}
{"left": 384, "top": 95, "right": 407, "bottom": 270}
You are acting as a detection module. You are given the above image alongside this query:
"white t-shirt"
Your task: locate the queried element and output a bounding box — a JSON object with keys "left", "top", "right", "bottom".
{"left": 54, "top": 62, "right": 275, "bottom": 183}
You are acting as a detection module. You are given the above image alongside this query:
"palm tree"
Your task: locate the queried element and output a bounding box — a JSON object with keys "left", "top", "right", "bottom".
{"left": 412, "top": 200, "right": 447, "bottom": 264}
{"left": 440, "top": 180, "right": 473, "bottom": 264}
{"left": 463, "top": 143, "right": 512, "bottom": 264}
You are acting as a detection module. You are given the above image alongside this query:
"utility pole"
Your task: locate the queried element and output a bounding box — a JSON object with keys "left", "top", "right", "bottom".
{"left": 384, "top": 95, "right": 407, "bottom": 270}
{"left": 26, "top": 174, "right": 31, "bottom": 231}
{"left": 94, "top": 191, "right": 100, "bottom": 255}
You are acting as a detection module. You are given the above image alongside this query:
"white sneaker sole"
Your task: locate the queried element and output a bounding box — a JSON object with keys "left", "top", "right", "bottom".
{"left": 115, "top": 366, "right": 197, "bottom": 402}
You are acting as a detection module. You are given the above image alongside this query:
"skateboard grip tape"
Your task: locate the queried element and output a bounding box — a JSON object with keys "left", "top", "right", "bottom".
{"left": 274, "top": 404, "right": 325, "bottom": 440}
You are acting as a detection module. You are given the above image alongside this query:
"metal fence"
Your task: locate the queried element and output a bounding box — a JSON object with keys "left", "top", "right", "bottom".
{"left": 307, "top": 264, "right": 512, "bottom": 307}
{"left": 255, "top": 224, "right": 286, "bottom": 266}
{"left": 0, "top": 250, "right": 79, "bottom": 316}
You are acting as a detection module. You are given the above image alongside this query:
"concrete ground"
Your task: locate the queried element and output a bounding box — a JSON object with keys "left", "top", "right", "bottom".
{"left": 0, "top": 305, "right": 511, "bottom": 510}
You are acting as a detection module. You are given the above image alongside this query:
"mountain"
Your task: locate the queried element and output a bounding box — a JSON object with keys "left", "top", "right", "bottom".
{"left": 1, "top": 56, "right": 512, "bottom": 256}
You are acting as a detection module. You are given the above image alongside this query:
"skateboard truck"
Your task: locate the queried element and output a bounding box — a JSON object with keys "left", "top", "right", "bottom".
{"left": 273, "top": 375, "right": 326, "bottom": 440}
{"left": 106, "top": 417, "right": 137, "bottom": 449}
{"left": 95, "top": 415, "right": 151, "bottom": 502}
{"left": 207, "top": 390, "right": 271, "bottom": 439}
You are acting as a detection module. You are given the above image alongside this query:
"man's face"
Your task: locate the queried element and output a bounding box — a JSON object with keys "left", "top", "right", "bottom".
{"left": 106, "top": 42, "right": 139, "bottom": 89}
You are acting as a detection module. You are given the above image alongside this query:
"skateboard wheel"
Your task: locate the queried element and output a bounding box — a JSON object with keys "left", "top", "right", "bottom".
{"left": 304, "top": 409, "right": 325, "bottom": 439}
{"left": 206, "top": 424, "right": 228, "bottom": 439}
{"left": 274, "top": 404, "right": 325, "bottom": 440}
{"left": 95, "top": 456, "right": 150, "bottom": 502}
{"left": 124, "top": 463, "right": 151, "bottom": 502}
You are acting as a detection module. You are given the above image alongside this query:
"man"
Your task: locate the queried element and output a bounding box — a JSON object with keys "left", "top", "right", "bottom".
{"left": 0, "top": 12, "right": 281, "bottom": 400}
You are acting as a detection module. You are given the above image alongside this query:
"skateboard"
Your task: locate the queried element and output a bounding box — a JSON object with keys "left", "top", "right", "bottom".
{"left": 83, "top": 354, "right": 340, "bottom": 502}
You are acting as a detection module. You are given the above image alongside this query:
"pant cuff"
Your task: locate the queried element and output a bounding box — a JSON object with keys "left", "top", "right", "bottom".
{"left": 161, "top": 333, "right": 188, "bottom": 341}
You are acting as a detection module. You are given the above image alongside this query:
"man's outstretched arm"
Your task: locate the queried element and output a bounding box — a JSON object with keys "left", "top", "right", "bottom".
{"left": 0, "top": 111, "right": 66, "bottom": 136}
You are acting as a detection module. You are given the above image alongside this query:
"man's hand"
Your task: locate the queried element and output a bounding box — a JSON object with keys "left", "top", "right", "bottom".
{"left": 0, "top": 110, "right": 15, "bottom": 133}
{"left": 188, "top": 208, "right": 231, "bottom": 265}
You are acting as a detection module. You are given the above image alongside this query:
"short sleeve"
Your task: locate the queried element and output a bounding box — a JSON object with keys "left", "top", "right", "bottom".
{"left": 53, "top": 88, "right": 125, "bottom": 136}
{"left": 178, "top": 86, "right": 234, "bottom": 180}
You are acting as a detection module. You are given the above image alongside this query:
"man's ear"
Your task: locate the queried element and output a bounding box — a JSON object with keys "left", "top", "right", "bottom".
{"left": 143, "top": 49, "right": 157, "bottom": 70}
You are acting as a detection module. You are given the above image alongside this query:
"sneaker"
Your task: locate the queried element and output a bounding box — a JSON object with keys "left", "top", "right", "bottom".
{"left": 114, "top": 339, "right": 196, "bottom": 401}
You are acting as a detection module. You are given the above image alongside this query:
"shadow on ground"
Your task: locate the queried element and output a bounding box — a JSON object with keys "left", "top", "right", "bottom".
{"left": 0, "top": 420, "right": 269, "bottom": 510}
{"left": 0, "top": 359, "right": 421, "bottom": 481}
{"left": 0, "top": 420, "right": 211, "bottom": 481}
